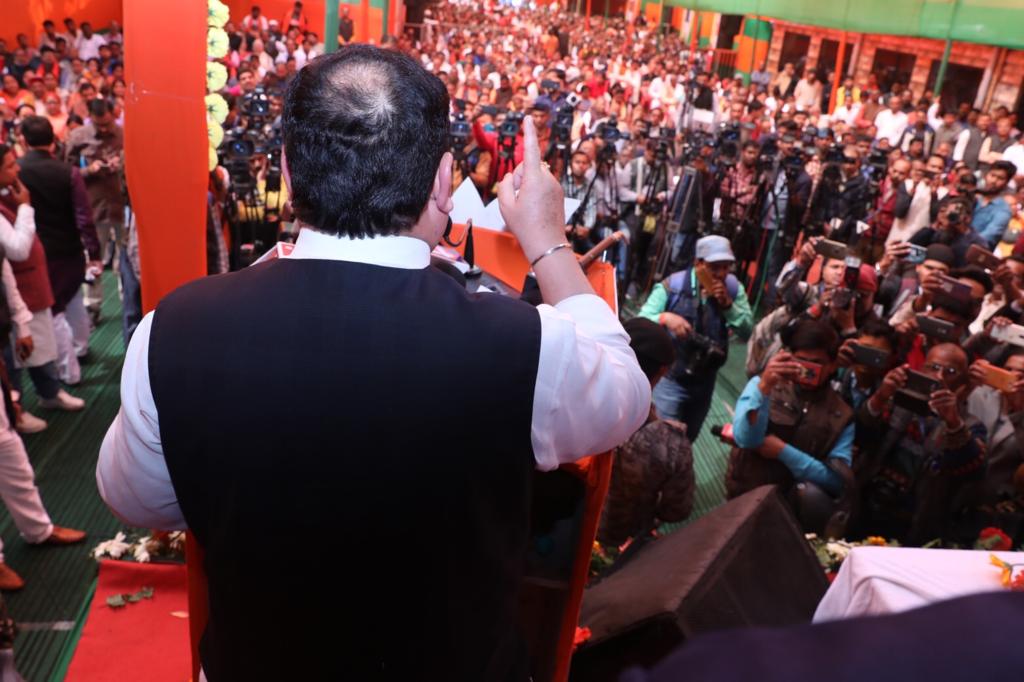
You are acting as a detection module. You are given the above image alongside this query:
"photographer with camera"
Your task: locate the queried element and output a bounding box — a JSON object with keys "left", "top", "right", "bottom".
{"left": 835, "top": 319, "right": 900, "bottom": 411}
{"left": 727, "top": 318, "right": 854, "bottom": 534}
{"left": 876, "top": 242, "right": 955, "bottom": 323}
{"left": 472, "top": 101, "right": 555, "bottom": 190}
{"left": 858, "top": 343, "right": 985, "bottom": 543}
{"left": 563, "top": 149, "right": 597, "bottom": 246}
{"left": 908, "top": 194, "right": 987, "bottom": 266}
{"left": 809, "top": 145, "right": 869, "bottom": 244}
{"left": 637, "top": 236, "right": 753, "bottom": 442}
{"left": 621, "top": 139, "right": 668, "bottom": 294}
{"left": 719, "top": 140, "right": 759, "bottom": 226}
{"left": 449, "top": 105, "right": 492, "bottom": 197}
{"left": 758, "top": 130, "right": 811, "bottom": 303}
{"left": 751, "top": 239, "right": 879, "bottom": 374}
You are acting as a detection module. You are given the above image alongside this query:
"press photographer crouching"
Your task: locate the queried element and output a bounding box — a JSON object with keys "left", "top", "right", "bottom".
{"left": 637, "top": 236, "right": 753, "bottom": 442}
{"left": 597, "top": 318, "right": 694, "bottom": 560}
{"left": 725, "top": 319, "right": 854, "bottom": 534}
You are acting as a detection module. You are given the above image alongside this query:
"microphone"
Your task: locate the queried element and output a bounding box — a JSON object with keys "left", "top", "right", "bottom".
{"left": 579, "top": 231, "right": 624, "bottom": 270}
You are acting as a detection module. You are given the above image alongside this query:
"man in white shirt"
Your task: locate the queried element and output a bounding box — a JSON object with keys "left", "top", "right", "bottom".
{"left": 75, "top": 22, "right": 106, "bottom": 62}
{"left": 793, "top": 69, "right": 823, "bottom": 112}
{"left": 1003, "top": 134, "right": 1024, "bottom": 187}
{"left": 97, "top": 46, "right": 648, "bottom": 680}
{"left": 873, "top": 95, "right": 909, "bottom": 147}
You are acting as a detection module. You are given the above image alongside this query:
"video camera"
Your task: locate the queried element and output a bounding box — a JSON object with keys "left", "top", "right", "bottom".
{"left": 864, "top": 148, "right": 889, "bottom": 185}
{"left": 449, "top": 109, "right": 471, "bottom": 160}
{"left": 681, "top": 331, "right": 727, "bottom": 376}
{"left": 498, "top": 111, "right": 524, "bottom": 160}
{"left": 715, "top": 122, "right": 742, "bottom": 167}
{"left": 218, "top": 86, "right": 282, "bottom": 195}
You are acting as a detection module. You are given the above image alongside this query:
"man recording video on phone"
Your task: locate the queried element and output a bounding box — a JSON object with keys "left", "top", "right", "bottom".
{"left": 858, "top": 343, "right": 985, "bottom": 543}
{"left": 97, "top": 46, "right": 649, "bottom": 681}
{"left": 727, "top": 318, "right": 854, "bottom": 534}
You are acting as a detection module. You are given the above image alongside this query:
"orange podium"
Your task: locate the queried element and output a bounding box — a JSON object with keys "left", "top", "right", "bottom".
{"left": 186, "top": 226, "right": 619, "bottom": 682}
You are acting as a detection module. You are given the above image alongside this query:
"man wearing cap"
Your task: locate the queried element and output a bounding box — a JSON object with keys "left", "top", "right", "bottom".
{"left": 637, "top": 235, "right": 754, "bottom": 441}
{"left": 878, "top": 242, "right": 955, "bottom": 323}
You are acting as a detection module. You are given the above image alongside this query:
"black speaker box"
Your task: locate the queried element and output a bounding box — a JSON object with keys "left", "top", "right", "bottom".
{"left": 570, "top": 485, "right": 828, "bottom": 681}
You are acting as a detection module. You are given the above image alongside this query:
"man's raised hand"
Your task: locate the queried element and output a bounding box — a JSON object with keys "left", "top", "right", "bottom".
{"left": 497, "top": 116, "right": 566, "bottom": 263}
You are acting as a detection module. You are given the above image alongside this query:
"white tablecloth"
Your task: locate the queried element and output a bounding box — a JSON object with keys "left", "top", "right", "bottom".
{"left": 813, "top": 546, "right": 1024, "bottom": 623}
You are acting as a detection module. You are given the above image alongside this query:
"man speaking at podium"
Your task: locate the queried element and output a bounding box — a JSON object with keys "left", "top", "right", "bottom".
{"left": 98, "top": 46, "right": 648, "bottom": 680}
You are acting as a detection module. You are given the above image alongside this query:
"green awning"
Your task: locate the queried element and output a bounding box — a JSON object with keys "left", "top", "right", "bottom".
{"left": 659, "top": 0, "right": 1024, "bottom": 50}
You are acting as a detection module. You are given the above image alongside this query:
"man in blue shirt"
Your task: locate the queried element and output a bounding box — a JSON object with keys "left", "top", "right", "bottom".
{"left": 728, "top": 318, "right": 854, "bottom": 533}
{"left": 973, "top": 160, "right": 1016, "bottom": 247}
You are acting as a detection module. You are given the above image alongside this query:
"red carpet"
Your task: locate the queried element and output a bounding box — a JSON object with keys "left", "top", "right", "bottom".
{"left": 66, "top": 560, "right": 190, "bottom": 682}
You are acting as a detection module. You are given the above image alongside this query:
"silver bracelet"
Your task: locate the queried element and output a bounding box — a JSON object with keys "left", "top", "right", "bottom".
{"left": 530, "top": 242, "right": 572, "bottom": 269}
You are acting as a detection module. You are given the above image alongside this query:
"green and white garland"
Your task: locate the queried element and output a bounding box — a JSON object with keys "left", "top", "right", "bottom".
{"left": 206, "top": 0, "right": 230, "bottom": 171}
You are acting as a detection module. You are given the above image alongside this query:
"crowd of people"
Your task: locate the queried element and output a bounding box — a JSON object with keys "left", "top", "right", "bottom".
{"left": 384, "top": 2, "right": 1024, "bottom": 552}
{"left": 0, "top": 17, "right": 135, "bottom": 589}
{"left": 4, "top": 0, "right": 1024, "bottom": 589}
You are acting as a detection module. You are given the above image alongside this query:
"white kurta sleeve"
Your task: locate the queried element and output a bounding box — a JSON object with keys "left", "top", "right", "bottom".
{"left": 97, "top": 312, "right": 186, "bottom": 530}
{"left": 531, "top": 293, "right": 650, "bottom": 470}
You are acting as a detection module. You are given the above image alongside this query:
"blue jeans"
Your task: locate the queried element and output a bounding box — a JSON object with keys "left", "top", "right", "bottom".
{"left": 3, "top": 345, "right": 61, "bottom": 401}
{"left": 120, "top": 245, "right": 143, "bottom": 348}
{"left": 652, "top": 373, "right": 717, "bottom": 443}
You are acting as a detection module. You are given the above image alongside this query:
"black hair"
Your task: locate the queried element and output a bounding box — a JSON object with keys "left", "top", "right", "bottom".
{"left": 283, "top": 45, "right": 449, "bottom": 239}
{"left": 781, "top": 317, "right": 840, "bottom": 359}
{"left": 20, "top": 116, "right": 54, "bottom": 147}
{"left": 623, "top": 318, "right": 675, "bottom": 381}
{"left": 992, "top": 160, "right": 1018, "bottom": 179}
{"left": 951, "top": 265, "right": 994, "bottom": 294}
{"left": 87, "top": 98, "right": 111, "bottom": 119}
{"left": 67, "top": 113, "right": 84, "bottom": 126}
{"left": 939, "top": 194, "right": 973, "bottom": 216}
{"left": 742, "top": 140, "right": 760, "bottom": 151}
{"left": 859, "top": 318, "right": 897, "bottom": 347}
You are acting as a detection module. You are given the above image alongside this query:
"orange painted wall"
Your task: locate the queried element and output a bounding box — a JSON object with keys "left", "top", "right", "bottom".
{"left": 226, "top": 0, "right": 325, "bottom": 36}
{"left": 0, "top": 0, "right": 123, "bottom": 48}
{"left": 225, "top": 0, "right": 391, "bottom": 44}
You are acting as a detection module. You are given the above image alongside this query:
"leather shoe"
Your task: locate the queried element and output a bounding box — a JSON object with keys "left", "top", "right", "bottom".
{"left": 0, "top": 564, "right": 24, "bottom": 591}
{"left": 43, "top": 526, "right": 86, "bottom": 545}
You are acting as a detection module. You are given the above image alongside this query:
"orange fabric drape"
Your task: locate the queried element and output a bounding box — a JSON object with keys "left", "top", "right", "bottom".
{"left": 124, "top": 0, "right": 208, "bottom": 312}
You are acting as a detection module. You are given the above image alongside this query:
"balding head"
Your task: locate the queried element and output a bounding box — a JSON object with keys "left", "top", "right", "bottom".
{"left": 283, "top": 45, "right": 449, "bottom": 239}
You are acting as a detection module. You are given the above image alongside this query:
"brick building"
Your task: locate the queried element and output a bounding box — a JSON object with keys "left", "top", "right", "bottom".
{"left": 763, "top": 18, "right": 1024, "bottom": 116}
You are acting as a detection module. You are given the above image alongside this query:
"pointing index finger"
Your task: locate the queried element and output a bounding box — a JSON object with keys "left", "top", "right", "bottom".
{"left": 522, "top": 115, "right": 540, "bottom": 174}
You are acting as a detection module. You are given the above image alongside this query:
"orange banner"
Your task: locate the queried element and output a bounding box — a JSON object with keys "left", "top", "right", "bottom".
{"left": 124, "top": 0, "right": 208, "bottom": 312}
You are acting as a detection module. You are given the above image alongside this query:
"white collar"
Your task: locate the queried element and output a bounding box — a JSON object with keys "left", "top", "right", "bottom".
{"left": 288, "top": 226, "right": 431, "bottom": 270}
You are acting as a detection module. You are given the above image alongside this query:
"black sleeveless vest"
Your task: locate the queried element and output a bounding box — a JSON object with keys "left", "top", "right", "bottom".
{"left": 17, "top": 150, "right": 82, "bottom": 259}
{"left": 148, "top": 257, "right": 542, "bottom": 681}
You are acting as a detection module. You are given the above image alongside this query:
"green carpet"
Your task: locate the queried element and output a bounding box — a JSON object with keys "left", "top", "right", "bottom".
{"left": 661, "top": 338, "right": 749, "bottom": 533}
{"left": 1, "top": 273, "right": 130, "bottom": 682}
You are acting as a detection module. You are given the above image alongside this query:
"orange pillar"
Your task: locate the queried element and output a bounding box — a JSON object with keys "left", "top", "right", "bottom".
{"left": 361, "top": 0, "right": 371, "bottom": 42}
{"left": 828, "top": 33, "right": 847, "bottom": 114}
{"left": 124, "top": 0, "right": 208, "bottom": 312}
{"left": 586, "top": 0, "right": 592, "bottom": 20}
